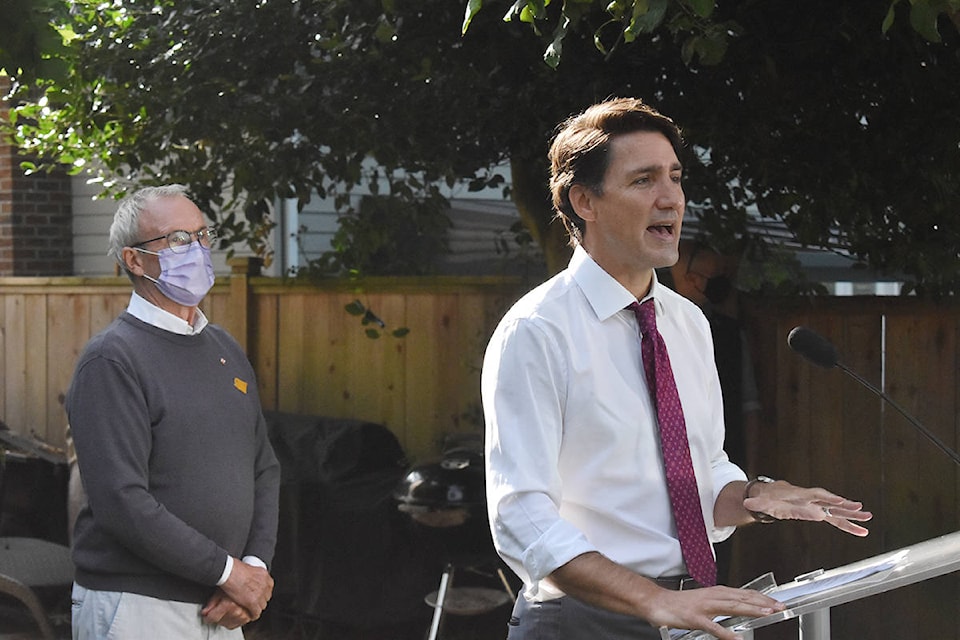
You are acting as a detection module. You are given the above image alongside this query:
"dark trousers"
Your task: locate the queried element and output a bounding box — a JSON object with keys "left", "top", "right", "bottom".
{"left": 505, "top": 594, "right": 662, "bottom": 640}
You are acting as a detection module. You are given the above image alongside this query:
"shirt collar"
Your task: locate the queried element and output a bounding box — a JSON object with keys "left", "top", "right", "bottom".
{"left": 127, "top": 292, "right": 209, "bottom": 335}
{"left": 569, "top": 245, "right": 666, "bottom": 322}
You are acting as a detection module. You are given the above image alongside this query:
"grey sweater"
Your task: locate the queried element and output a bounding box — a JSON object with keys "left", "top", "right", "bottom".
{"left": 66, "top": 312, "right": 281, "bottom": 604}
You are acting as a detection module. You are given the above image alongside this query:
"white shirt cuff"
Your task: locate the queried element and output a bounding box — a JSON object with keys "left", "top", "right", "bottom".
{"left": 215, "top": 555, "right": 267, "bottom": 586}
{"left": 242, "top": 555, "right": 267, "bottom": 570}
{"left": 216, "top": 555, "right": 234, "bottom": 586}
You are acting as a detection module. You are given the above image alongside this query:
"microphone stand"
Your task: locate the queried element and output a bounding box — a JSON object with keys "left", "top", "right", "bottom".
{"left": 835, "top": 360, "right": 960, "bottom": 466}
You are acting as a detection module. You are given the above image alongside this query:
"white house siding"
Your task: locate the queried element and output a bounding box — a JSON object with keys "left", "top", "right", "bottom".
{"left": 287, "top": 193, "right": 340, "bottom": 273}
{"left": 71, "top": 177, "right": 121, "bottom": 276}
{"left": 70, "top": 161, "right": 539, "bottom": 278}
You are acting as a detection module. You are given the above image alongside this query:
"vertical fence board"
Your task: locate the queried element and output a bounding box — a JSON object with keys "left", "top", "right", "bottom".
{"left": 338, "top": 291, "right": 382, "bottom": 422}
{"left": 23, "top": 295, "right": 48, "bottom": 441}
{"left": 377, "top": 293, "right": 409, "bottom": 441}
{"left": 305, "top": 292, "right": 345, "bottom": 418}
{"left": 455, "top": 292, "right": 492, "bottom": 434}
{"left": 45, "top": 295, "right": 90, "bottom": 444}
{"left": 201, "top": 289, "right": 228, "bottom": 327}
{"left": 1, "top": 295, "right": 26, "bottom": 430}
{"left": 401, "top": 293, "right": 442, "bottom": 460}
{"left": 252, "top": 293, "right": 279, "bottom": 410}
{"left": 402, "top": 293, "right": 460, "bottom": 460}
{"left": 276, "top": 294, "right": 306, "bottom": 413}
{"left": 426, "top": 293, "right": 464, "bottom": 448}
{"left": 336, "top": 293, "right": 367, "bottom": 420}
{"left": 340, "top": 293, "right": 408, "bottom": 439}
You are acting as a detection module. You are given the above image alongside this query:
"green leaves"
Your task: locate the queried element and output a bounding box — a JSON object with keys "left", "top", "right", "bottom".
{"left": 467, "top": 0, "right": 960, "bottom": 69}
{"left": 624, "top": 0, "right": 668, "bottom": 43}
{"left": 6, "top": 0, "right": 960, "bottom": 297}
{"left": 462, "top": 0, "right": 484, "bottom": 34}
{"left": 883, "top": 0, "right": 960, "bottom": 42}
{"left": 467, "top": 0, "right": 727, "bottom": 67}
{"left": 686, "top": 0, "right": 714, "bottom": 18}
{"left": 0, "top": 0, "right": 71, "bottom": 83}
{"left": 345, "top": 299, "right": 410, "bottom": 339}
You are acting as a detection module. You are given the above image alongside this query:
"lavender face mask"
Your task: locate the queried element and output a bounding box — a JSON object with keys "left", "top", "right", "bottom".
{"left": 137, "top": 242, "right": 215, "bottom": 306}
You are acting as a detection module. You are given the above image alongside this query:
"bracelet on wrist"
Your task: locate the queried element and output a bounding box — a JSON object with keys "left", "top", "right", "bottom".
{"left": 743, "top": 475, "right": 777, "bottom": 524}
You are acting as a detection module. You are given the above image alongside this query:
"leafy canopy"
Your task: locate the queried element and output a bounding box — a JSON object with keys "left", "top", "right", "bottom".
{"left": 464, "top": 0, "right": 960, "bottom": 68}
{"left": 6, "top": 0, "right": 960, "bottom": 293}
{"left": 9, "top": 0, "right": 517, "bottom": 270}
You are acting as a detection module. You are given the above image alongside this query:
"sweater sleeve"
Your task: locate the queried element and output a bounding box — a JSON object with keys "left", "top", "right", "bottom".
{"left": 242, "top": 409, "right": 281, "bottom": 567}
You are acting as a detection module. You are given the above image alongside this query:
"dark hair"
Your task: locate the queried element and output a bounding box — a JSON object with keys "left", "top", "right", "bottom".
{"left": 548, "top": 97, "right": 683, "bottom": 245}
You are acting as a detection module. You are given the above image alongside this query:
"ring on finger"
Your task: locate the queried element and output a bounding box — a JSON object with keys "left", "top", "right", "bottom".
{"left": 822, "top": 506, "right": 832, "bottom": 517}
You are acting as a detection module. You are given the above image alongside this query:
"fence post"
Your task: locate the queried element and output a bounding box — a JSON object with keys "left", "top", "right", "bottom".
{"left": 226, "top": 256, "right": 262, "bottom": 352}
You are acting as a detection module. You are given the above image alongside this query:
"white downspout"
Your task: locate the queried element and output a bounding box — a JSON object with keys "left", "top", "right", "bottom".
{"left": 282, "top": 197, "right": 299, "bottom": 276}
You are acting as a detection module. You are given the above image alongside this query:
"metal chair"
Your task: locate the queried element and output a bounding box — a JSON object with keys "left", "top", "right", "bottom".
{"left": 0, "top": 571, "right": 59, "bottom": 639}
{"left": 0, "top": 537, "right": 73, "bottom": 639}
{"left": 0, "top": 425, "right": 73, "bottom": 639}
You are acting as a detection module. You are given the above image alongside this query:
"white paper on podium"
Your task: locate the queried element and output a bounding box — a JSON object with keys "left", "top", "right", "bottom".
{"left": 661, "top": 550, "right": 908, "bottom": 640}
{"left": 767, "top": 549, "right": 906, "bottom": 604}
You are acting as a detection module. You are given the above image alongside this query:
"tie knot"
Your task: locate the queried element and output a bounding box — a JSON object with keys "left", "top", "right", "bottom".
{"left": 630, "top": 299, "right": 657, "bottom": 335}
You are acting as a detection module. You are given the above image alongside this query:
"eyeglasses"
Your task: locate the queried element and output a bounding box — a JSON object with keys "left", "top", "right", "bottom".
{"left": 134, "top": 227, "right": 217, "bottom": 254}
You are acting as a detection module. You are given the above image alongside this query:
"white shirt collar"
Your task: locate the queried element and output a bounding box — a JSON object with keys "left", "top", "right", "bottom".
{"left": 126, "top": 292, "right": 209, "bottom": 335}
{"left": 569, "top": 244, "right": 665, "bottom": 322}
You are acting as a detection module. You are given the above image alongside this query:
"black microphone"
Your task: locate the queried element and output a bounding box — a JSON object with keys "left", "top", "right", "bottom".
{"left": 786, "top": 326, "right": 839, "bottom": 369}
{"left": 787, "top": 326, "right": 960, "bottom": 466}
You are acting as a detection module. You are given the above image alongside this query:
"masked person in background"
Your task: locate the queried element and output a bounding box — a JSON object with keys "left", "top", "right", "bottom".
{"left": 672, "top": 240, "right": 759, "bottom": 476}
{"left": 67, "top": 185, "right": 281, "bottom": 639}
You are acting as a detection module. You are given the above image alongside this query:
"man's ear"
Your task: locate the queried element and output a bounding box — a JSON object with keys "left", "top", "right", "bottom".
{"left": 568, "top": 184, "right": 598, "bottom": 223}
{"left": 121, "top": 247, "right": 145, "bottom": 277}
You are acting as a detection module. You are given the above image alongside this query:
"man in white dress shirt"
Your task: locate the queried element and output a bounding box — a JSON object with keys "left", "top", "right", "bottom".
{"left": 481, "top": 98, "right": 872, "bottom": 640}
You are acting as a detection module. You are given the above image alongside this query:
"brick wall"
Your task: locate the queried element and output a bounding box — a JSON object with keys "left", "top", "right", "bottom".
{"left": 0, "top": 75, "right": 73, "bottom": 276}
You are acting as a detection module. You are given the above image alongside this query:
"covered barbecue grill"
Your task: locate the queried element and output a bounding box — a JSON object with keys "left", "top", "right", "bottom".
{"left": 394, "top": 441, "right": 514, "bottom": 640}
{"left": 395, "top": 447, "right": 486, "bottom": 532}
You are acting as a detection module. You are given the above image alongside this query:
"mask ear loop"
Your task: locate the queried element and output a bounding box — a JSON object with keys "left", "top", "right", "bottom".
{"left": 119, "top": 246, "right": 149, "bottom": 278}
{"left": 130, "top": 246, "right": 161, "bottom": 283}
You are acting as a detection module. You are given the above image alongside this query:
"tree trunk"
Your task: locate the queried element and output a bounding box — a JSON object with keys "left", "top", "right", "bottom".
{"left": 509, "top": 155, "right": 573, "bottom": 276}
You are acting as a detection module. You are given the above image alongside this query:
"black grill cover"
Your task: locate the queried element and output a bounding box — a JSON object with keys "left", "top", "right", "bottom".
{"left": 266, "top": 411, "right": 438, "bottom": 630}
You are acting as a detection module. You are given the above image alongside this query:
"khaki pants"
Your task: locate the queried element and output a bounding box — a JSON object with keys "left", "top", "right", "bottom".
{"left": 72, "top": 584, "right": 244, "bottom": 640}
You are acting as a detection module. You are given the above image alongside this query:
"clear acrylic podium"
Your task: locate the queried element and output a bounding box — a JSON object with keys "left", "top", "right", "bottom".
{"left": 668, "top": 529, "right": 960, "bottom": 640}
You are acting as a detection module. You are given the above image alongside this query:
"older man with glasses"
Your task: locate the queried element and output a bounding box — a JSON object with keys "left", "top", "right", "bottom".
{"left": 66, "top": 184, "right": 281, "bottom": 639}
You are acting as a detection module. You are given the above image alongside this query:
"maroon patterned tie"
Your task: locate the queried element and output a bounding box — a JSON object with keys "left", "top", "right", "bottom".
{"left": 631, "top": 299, "right": 717, "bottom": 587}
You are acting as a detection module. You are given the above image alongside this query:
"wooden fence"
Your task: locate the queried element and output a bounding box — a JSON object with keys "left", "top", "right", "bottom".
{"left": 736, "top": 296, "right": 960, "bottom": 639}
{"left": 0, "top": 262, "right": 530, "bottom": 463}
{"left": 1, "top": 267, "right": 958, "bottom": 637}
